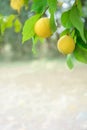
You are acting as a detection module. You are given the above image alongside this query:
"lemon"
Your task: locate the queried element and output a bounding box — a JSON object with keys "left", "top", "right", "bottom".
{"left": 34, "top": 17, "right": 52, "bottom": 38}
{"left": 10, "top": 0, "right": 24, "bottom": 13}
{"left": 57, "top": 35, "right": 75, "bottom": 54}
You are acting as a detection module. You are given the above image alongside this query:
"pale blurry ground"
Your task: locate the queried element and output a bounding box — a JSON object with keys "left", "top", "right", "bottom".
{"left": 0, "top": 59, "right": 87, "bottom": 130}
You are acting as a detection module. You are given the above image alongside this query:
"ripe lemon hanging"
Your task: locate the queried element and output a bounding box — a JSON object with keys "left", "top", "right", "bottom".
{"left": 10, "top": 0, "right": 24, "bottom": 13}
{"left": 57, "top": 35, "right": 75, "bottom": 54}
{"left": 34, "top": 17, "right": 52, "bottom": 38}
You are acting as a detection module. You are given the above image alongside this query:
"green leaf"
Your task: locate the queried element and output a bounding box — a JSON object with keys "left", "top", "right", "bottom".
{"left": 73, "top": 37, "right": 87, "bottom": 64}
{"left": 77, "top": 0, "right": 82, "bottom": 15}
{"left": 0, "top": 15, "right": 15, "bottom": 34}
{"left": 47, "top": 0, "right": 57, "bottom": 32}
{"left": 76, "top": 37, "right": 87, "bottom": 51}
{"left": 50, "top": 14, "right": 56, "bottom": 32}
{"left": 22, "top": 14, "right": 41, "bottom": 43}
{"left": 84, "top": 29, "right": 87, "bottom": 41}
{"left": 1, "top": 21, "right": 6, "bottom": 34}
{"left": 32, "top": 35, "right": 39, "bottom": 54}
{"left": 31, "top": 0, "right": 47, "bottom": 13}
{"left": 70, "top": 6, "right": 86, "bottom": 42}
{"left": 14, "top": 19, "right": 22, "bottom": 33}
{"left": 32, "top": 36, "right": 37, "bottom": 54}
{"left": 6, "top": 15, "right": 15, "bottom": 28}
{"left": 61, "top": 10, "right": 73, "bottom": 28}
{"left": 47, "top": 0, "right": 57, "bottom": 13}
{"left": 32, "top": 35, "right": 43, "bottom": 54}
{"left": 66, "top": 54, "right": 74, "bottom": 69}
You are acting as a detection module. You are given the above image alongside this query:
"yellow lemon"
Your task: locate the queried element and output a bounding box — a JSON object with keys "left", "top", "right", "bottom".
{"left": 10, "top": 0, "right": 24, "bottom": 13}
{"left": 34, "top": 17, "right": 52, "bottom": 38}
{"left": 57, "top": 35, "right": 75, "bottom": 54}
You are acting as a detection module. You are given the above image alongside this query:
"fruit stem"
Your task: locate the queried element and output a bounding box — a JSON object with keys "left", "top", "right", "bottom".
{"left": 70, "top": 28, "right": 75, "bottom": 35}
{"left": 41, "top": 6, "right": 49, "bottom": 16}
{"left": 75, "top": 0, "right": 78, "bottom": 6}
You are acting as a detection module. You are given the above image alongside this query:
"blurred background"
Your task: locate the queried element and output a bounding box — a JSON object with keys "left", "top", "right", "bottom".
{"left": 0, "top": 0, "right": 87, "bottom": 130}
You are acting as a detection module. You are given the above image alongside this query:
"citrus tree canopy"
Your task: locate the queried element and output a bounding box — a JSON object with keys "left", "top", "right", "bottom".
{"left": 0, "top": 0, "right": 87, "bottom": 69}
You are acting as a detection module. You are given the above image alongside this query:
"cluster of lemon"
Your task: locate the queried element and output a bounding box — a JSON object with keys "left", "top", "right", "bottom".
{"left": 10, "top": 0, "right": 75, "bottom": 55}
{"left": 34, "top": 17, "right": 75, "bottom": 55}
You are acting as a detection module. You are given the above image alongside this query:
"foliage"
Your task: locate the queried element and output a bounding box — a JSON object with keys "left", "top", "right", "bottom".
{"left": 0, "top": 0, "right": 87, "bottom": 69}
{"left": 0, "top": 14, "right": 22, "bottom": 34}
{"left": 22, "top": 14, "right": 41, "bottom": 42}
